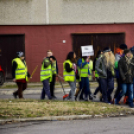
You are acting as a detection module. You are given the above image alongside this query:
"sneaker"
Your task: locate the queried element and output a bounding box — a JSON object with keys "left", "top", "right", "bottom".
{"left": 84, "top": 98, "right": 88, "bottom": 101}
{"left": 129, "top": 105, "right": 134, "bottom": 108}
{"left": 89, "top": 94, "right": 93, "bottom": 100}
{"left": 13, "top": 93, "right": 17, "bottom": 99}
{"left": 52, "top": 96, "right": 57, "bottom": 100}
{"left": 93, "top": 94, "right": 97, "bottom": 98}
{"left": 75, "top": 96, "right": 77, "bottom": 101}
{"left": 79, "top": 97, "right": 84, "bottom": 101}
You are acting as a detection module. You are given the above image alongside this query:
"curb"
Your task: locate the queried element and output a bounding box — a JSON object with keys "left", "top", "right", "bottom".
{"left": 0, "top": 113, "right": 131, "bottom": 124}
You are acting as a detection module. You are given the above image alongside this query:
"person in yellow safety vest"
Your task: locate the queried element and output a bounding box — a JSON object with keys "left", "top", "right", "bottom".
{"left": 40, "top": 57, "right": 52, "bottom": 100}
{"left": 49, "top": 56, "right": 58, "bottom": 99}
{"left": 92, "top": 50, "right": 103, "bottom": 99}
{"left": 87, "top": 56, "right": 93, "bottom": 81}
{"left": 12, "top": 52, "right": 31, "bottom": 99}
{"left": 76, "top": 56, "right": 93, "bottom": 101}
{"left": 63, "top": 52, "right": 76, "bottom": 101}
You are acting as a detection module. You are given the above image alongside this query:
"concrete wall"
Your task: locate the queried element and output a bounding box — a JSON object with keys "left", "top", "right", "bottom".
{"left": 0, "top": 0, "right": 46, "bottom": 25}
{"left": 0, "top": 0, "right": 134, "bottom": 25}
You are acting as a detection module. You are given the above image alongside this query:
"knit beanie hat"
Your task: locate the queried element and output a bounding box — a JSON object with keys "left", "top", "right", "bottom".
{"left": 119, "top": 44, "right": 127, "bottom": 50}
{"left": 17, "top": 51, "right": 24, "bottom": 58}
{"left": 103, "top": 47, "right": 111, "bottom": 53}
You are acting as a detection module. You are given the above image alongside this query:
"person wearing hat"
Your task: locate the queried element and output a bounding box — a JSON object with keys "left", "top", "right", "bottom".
{"left": 116, "top": 49, "right": 134, "bottom": 108}
{"left": 112, "top": 44, "right": 128, "bottom": 104}
{"left": 12, "top": 52, "right": 31, "bottom": 99}
{"left": 95, "top": 47, "right": 115, "bottom": 103}
{"left": 77, "top": 56, "right": 93, "bottom": 101}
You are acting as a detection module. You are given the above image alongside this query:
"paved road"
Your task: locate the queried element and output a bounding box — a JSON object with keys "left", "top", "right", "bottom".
{"left": 1, "top": 116, "right": 134, "bottom": 134}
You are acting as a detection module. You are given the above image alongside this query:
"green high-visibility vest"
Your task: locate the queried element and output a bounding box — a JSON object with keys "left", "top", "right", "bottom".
{"left": 95, "top": 58, "right": 99, "bottom": 78}
{"left": 40, "top": 58, "right": 52, "bottom": 82}
{"left": 95, "top": 70, "right": 99, "bottom": 78}
{"left": 63, "top": 60, "right": 75, "bottom": 82}
{"left": 12, "top": 58, "right": 28, "bottom": 81}
{"left": 88, "top": 60, "right": 93, "bottom": 80}
{"left": 76, "top": 66, "right": 81, "bottom": 82}
{"left": 52, "top": 61, "right": 57, "bottom": 75}
{"left": 80, "top": 58, "right": 89, "bottom": 77}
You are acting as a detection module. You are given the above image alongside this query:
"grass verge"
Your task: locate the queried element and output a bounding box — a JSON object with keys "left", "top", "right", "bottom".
{"left": 0, "top": 99, "right": 133, "bottom": 119}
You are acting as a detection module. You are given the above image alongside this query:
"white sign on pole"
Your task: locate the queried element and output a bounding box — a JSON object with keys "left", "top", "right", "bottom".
{"left": 81, "top": 45, "right": 94, "bottom": 56}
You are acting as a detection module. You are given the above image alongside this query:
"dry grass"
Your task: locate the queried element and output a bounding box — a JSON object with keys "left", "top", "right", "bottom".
{"left": 0, "top": 99, "right": 133, "bottom": 119}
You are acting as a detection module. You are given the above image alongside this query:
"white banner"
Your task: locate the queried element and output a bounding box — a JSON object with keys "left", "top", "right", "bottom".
{"left": 81, "top": 45, "right": 94, "bottom": 56}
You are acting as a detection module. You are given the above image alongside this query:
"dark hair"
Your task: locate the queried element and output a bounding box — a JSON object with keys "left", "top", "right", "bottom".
{"left": 49, "top": 56, "right": 56, "bottom": 60}
{"left": 66, "top": 52, "right": 75, "bottom": 61}
{"left": 119, "top": 44, "right": 127, "bottom": 50}
{"left": 96, "top": 50, "right": 102, "bottom": 58}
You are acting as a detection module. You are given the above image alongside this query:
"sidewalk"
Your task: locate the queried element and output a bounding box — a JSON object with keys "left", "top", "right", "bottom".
{"left": 0, "top": 82, "right": 117, "bottom": 95}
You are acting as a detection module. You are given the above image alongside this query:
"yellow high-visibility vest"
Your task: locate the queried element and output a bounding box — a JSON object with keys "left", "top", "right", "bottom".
{"left": 52, "top": 61, "right": 57, "bottom": 75}
{"left": 80, "top": 58, "right": 88, "bottom": 77}
{"left": 63, "top": 60, "right": 75, "bottom": 82}
{"left": 12, "top": 58, "right": 28, "bottom": 81}
{"left": 40, "top": 58, "right": 52, "bottom": 82}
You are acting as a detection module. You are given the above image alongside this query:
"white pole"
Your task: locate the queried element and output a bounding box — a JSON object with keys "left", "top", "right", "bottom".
{"left": 46, "top": 0, "right": 49, "bottom": 24}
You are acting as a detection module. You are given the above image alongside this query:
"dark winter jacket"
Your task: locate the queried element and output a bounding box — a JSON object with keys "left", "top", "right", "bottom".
{"left": 95, "top": 56, "right": 115, "bottom": 78}
{"left": 95, "top": 56, "right": 107, "bottom": 78}
{"left": 118, "top": 56, "right": 134, "bottom": 83}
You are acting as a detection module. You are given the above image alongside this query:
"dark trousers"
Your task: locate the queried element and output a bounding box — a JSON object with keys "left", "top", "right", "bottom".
{"left": 41, "top": 79, "right": 51, "bottom": 99}
{"left": 114, "top": 78, "right": 122, "bottom": 99}
{"left": 79, "top": 77, "right": 91, "bottom": 99}
{"left": 94, "top": 78, "right": 101, "bottom": 95}
{"left": 50, "top": 74, "right": 56, "bottom": 97}
{"left": 99, "top": 77, "right": 114, "bottom": 103}
{"left": 14, "top": 82, "right": 27, "bottom": 98}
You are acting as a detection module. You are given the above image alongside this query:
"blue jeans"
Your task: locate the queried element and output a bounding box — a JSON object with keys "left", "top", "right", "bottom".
{"left": 79, "top": 77, "right": 91, "bottom": 99}
{"left": 68, "top": 81, "right": 76, "bottom": 101}
{"left": 41, "top": 79, "right": 51, "bottom": 99}
{"left": 99, "top": 77, "right": 114, "bottom": 103}
{"left": 117, "top": 83, "right": 133, "bottom": 107}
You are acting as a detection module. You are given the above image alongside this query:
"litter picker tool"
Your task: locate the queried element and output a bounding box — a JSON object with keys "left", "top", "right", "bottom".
{"left": 28, "top": 65, "right": 38, "bottom": 82}
{"left": 58, "top": 75, "right": 69, "bottom": 100}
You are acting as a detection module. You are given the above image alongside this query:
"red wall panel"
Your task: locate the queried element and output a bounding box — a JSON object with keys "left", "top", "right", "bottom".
{"left": 0, "top": 24, "right": 134, "bottom": 82}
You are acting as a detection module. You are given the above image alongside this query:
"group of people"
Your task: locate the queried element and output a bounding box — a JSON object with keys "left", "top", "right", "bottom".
{"left": 12, "top": 44, "right": 134, "bottom": 108}
{"left": 12, "top": 50, "right": 58, "bottom": 100}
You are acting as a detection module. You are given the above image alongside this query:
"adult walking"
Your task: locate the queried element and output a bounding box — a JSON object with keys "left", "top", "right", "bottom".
{"left": 116, "top": 49, "right": 134, "bottom": 108}
{"left": 77, "top": 56, "right": 93, "bottom": 101}
{"left": 47, "top": 50, "right": 58, "bottom": 99}
{"left": 12, "top": 52, "right": 31, "bottom": 99}
{"left": 63, "top": 52, "right": 76, "bottom": 101}
{"left": 93, "top": 50, "right": 103, "bottom": 97}
{"left": 40, "top": 57, "right": 52, "bottom": 100}
{"left": 49, "top": 56, "right": 58, "bottom": 99}
{"left": 113, "top": 44, "right": 127, "bottom": 103}
{"left": 95, "top": 47, "right": 115, "bottom": 103}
